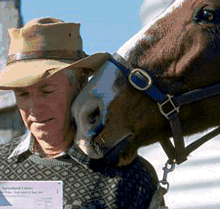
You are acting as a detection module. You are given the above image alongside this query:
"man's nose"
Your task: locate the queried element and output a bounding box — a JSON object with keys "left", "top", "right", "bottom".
{"left": 29, "top": 95, "right": 44, "bottom": 114}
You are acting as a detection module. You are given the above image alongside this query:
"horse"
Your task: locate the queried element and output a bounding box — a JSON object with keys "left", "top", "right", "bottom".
{"left": 71, "top": 0, "right": 220, "bottom": 167}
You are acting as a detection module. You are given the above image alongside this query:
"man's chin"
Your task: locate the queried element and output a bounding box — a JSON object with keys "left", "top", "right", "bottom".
{"left": 30, "top": 127, "right": 52, "bottom": 140}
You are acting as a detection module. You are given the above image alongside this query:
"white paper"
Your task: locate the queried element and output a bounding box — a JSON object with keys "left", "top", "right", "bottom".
{"left": 0, "top": 181, "right": 63, "bottom": 209}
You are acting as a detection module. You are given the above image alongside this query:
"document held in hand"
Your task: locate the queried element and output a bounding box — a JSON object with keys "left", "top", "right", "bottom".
{"left": 0, "top": 181, "right": 62, "bottom": 209}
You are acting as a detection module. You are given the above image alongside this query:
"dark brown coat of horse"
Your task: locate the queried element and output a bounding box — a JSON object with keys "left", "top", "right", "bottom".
{"left": 72, "top": 0, "right": 220, "bottom": 166}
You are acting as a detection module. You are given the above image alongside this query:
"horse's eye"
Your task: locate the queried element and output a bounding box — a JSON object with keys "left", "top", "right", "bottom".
{"left": 88, "top": 107, "right": 100, "bottom": 124}
{"left": 201, "top": 10, "right": 214, "bottom": 22}
{"left": 192, "top": 8, "right": 219, "bottom": 24}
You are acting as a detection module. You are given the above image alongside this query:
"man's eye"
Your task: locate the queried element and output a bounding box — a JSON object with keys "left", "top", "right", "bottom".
{"left": 42, "top": 90, "right": 54, "bottom": 94}
{"left": 17, "top": 92, "right": 29, "bottom": 97}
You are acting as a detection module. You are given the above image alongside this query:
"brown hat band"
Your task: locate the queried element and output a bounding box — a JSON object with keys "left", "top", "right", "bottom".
{"left": 6, "top": 50, "right": 87, "bottom": 65}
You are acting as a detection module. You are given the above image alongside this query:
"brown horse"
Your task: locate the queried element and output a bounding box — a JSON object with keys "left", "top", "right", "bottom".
{"left": 71, "top": 0, "right": 220, "bottom": 166}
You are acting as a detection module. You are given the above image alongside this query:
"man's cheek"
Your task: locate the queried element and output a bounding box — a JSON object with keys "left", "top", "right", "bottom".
{"left": 19, "top": 110, "right": 28, "bottom": 128}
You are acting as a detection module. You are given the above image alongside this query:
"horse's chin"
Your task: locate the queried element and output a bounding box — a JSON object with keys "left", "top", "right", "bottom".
{"left": 77, "top": 138, "right": 106, "bottom": 159}
{"left": 77, "top": 133, "right": 135, "bottom": 165}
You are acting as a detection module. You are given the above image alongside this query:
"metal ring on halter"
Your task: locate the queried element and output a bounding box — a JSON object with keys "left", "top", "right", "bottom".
{"left": 128, "top": 68, "right": 152, "bottom": 91}
{"left": 157, "top": 94, "right": 180, "bottom": 120}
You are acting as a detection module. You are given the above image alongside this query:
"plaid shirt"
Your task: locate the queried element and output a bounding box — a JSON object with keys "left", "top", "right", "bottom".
{"left": 1, "top": 133, "right": 157, "bottom": 209}
{"left": 8, "top": 132, "right": 91, "bottom": 167}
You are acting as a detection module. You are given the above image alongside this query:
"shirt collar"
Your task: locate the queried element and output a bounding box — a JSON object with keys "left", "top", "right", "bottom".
{"left": 67, "top": 144, "right": 90, "bottom": 166}
{"left": 8, "top": 132, "right": 31, "bottom": 159}
{"left": 8, "top": 131, "right": 91, "bottom": 166}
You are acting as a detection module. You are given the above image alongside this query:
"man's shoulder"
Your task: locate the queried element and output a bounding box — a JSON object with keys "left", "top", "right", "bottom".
{"left": 132, "top": 155, "right": 159, "bottom": 190}
{"left": 0, "top": 134, "right": 25, "bottom": 158}
{"left": 136, "top": 155, "right": 158, "bottom": 176}
{"left": 128, "top": 155, "right": 158, "bottom": 175}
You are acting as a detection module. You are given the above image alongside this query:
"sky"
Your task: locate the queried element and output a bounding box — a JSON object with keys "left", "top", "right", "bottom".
{"left": 21, "top": 0, "right": 143, "bottom": 55}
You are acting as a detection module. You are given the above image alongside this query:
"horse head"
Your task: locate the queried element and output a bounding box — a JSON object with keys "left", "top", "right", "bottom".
{"left": 72, "top": 0, "right": 220, "bottom": 166}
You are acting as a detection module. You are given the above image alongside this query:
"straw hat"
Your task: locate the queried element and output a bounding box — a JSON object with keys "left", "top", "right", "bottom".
{"left": 0, "top": 17, "right": 111, "bottom": 89}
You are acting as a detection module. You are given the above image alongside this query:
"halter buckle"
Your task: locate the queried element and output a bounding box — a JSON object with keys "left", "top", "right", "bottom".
{"left": 129, "top": 68, "right": 152, "bottom": 91}
{"left": 158, "top": 94, "right": 180, "bottom": 119}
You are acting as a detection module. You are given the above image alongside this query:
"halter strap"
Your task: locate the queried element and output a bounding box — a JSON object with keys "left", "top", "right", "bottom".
{"left": 112, "top": 53, "right": 220, "bottom": 164}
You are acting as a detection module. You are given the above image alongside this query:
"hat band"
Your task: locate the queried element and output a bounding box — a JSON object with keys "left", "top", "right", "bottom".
{"left": 6, "top": 50, "right": 87, "bottom": 65}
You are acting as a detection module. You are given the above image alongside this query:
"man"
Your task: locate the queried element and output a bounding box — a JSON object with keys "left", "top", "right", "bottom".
{"left": 0, "top": 17, "right": 158, "bottom": 208}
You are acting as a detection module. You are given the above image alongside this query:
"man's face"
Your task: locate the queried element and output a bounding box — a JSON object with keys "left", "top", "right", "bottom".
{"left": 14, "top": 71, "right": 76, "bottom": 141}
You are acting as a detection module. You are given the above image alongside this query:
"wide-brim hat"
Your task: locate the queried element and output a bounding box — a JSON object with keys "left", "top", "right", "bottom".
{"left": 0, "top": 17, "right": 111, "bottom": 89}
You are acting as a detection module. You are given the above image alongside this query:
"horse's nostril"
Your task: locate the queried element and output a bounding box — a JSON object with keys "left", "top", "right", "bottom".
{"left": 88, "top": 107, "right": 100, "bottom": 124}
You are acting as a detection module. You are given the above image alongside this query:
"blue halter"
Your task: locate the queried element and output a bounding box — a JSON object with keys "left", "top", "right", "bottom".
{"left": 110, "top": 53, "right": 220, "bottom": 164}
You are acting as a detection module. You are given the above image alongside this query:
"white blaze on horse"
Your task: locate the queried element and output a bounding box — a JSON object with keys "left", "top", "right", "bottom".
{"left": 71, "top": 0, "right": 220, "bottom": 166}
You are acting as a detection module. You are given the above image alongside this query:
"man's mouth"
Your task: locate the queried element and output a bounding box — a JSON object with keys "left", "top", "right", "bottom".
{"left": 42, "top": 118, "right": 54, "bottom": 123}
{"left": 33, "top": 118, "right": 54, "bottom": 123}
